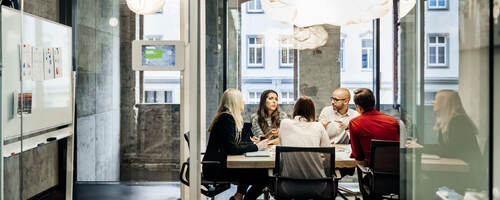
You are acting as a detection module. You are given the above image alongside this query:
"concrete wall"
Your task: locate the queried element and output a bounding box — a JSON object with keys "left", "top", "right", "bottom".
{"left": 4, "top": 143, "right": 59, "bottom": 200}
{"left": 75, "top": 0, "right": 121, "bottom": 181}
{"left": 299, "top": 25, "right": 341, "bottom": 115}
{"left": 121, "top": 105, "right": 180, "bottom": 181}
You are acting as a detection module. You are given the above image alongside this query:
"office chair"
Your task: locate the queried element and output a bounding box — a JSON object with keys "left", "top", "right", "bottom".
{"left": 179, "top": 131, "right": 230, "bottom": 199}
{"left": 272, "top": 146, "right": 340, "bottom": 200}
{"left": 357, "top": 140, "right": 400, "bottom": 200}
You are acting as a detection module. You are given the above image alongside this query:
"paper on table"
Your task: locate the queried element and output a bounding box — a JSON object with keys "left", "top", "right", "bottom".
{"left": 245, "top": 150, "right": 271, "bottom": 157}
{"left": 421, "top": 153, "right": 441, "bottom": 160}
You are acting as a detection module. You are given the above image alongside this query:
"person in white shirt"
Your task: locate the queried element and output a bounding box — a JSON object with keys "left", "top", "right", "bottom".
{"left": 279, "top": 96, "right": 331, "bottom": 179}
{"left": 319, "top": 88, "right": 360, "bottom": 144}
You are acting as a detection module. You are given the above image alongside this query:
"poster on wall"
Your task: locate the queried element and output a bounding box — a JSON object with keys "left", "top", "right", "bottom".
{"left": 32, "top": 47, "right": 45, "bottom": 81}
{"left": 44, "top": 48, "right": 54, "bottom": 80}
{"left": 15, "top": 91, "right": 33, "bottom": 116}
{"left": 53, "top": 47, "right": 62, "bottom": 78}
{"left": 22, "top": 44, "right": 33, "bottom": 80}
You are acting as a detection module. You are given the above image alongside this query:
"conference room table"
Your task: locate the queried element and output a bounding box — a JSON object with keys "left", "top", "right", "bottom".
{"left": 226, "top": 144, "right": 357, "bottom": 173}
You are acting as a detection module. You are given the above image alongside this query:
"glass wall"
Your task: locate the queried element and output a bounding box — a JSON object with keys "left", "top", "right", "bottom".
{"left": 401, "top": 0, "right": 491, "bottom": 199}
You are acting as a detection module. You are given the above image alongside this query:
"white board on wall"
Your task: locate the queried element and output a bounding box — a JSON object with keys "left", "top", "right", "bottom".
{"left": 1, "top": 7, "right": 73, "bottom": 141}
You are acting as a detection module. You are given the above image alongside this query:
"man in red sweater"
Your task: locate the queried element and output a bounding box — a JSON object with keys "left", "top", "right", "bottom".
{"left": 348, "top": 88, "right": 399, "bottom": 164}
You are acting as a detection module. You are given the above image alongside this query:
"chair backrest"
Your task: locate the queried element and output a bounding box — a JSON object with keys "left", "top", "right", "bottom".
{"left": 369, "top": 140, "right": 399, "bottom": 174}
{"left": 274, "top": 146, "right": 337, "bottom": 200}
{"left": 369, "top": 139, "right": 400, "bottom": 195}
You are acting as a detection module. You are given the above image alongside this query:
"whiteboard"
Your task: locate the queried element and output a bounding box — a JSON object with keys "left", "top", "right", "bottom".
{"left": 1, "top": 7, "right": 73, "bottom": 141}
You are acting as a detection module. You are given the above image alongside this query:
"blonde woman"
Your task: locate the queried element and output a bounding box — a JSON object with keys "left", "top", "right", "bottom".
{"left": 432, "top": 90, "right": 484, "bottom": 192}
{"left": 202, "top": 89, "right": 268, "bottom": 200}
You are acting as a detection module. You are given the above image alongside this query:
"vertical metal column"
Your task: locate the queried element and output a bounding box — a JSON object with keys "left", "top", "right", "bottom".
{"left": 373, "top": 19, "right": 381, "bottom": 111}
{"left": 188, "top": 0, "right": 202, "bottom": 198}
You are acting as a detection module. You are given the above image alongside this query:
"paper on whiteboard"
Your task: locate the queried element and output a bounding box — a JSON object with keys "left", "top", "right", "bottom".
{"left": 44, "top": 48, "right": 54, "bottom": 80}
{"left": 22, "top": 44, "right": 33, "bottom": 80}
{"left": 53, "top": 47, "right": 62, "bottom": 78}
{"left": 32, "top": 47, "right": 45, "bottom": 81}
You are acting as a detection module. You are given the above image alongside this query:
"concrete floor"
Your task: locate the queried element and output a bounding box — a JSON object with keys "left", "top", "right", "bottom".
{"left": 74, "top": 182, "right": 361, "bottom": 200}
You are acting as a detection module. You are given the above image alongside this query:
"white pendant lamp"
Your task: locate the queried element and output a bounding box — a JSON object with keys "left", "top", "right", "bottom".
{"left": 260, "top": 0, "right": 415, "bottom": 27}
{"left": 126, "top": 0, "right": 166, "bottom": 15}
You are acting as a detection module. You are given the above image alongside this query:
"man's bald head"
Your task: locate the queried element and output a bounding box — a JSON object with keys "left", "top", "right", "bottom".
{"left": 333, "top": 88, "right": 351, "bottom": 101}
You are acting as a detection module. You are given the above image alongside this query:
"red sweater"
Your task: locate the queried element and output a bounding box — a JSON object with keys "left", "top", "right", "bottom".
{"left": 348, "top": 109, "right": 400, "bottom": 163}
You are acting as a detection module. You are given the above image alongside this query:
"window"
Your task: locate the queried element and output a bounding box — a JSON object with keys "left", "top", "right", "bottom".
{"left": 428, "top": 34, "right": 448, "bottom": 67}
{"left": 340, "top": 38, "right": 345, "bottom": 70}
{"left": 361, "top": 39, "right": 373, "bottom": 70}
{"left": 248, "top": 36, "right": 264, "bottom": 67}
{"left": 280, "top": 91, "right": 294, "bottom": 104}
{"left": 248, "top": 91, "right": 262, "bottom": 104}
{"left": 428, "top": 0, "right": 447, "bottom": 9}
{"left": 280, "top": 35, "right": 294, "bottom": 67}
{"left": 247, "top": 0, "right": 263, "bottom": 13}
{"left": 144, "top": 91, "right": 174, "bottom": 103}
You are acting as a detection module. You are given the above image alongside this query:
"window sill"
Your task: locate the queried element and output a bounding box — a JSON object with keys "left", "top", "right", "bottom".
{"left": 427, "top": 7, "right": 449, "bottom": 11}
{"left": 247, "top": 10, "right": 264, "bottom": 14}
{"left": 247, "top": 65, "right": 265, "bottom": 68}
{"left": 427, "top": 65, "right": 449, "bottom": 69}
{"left": 279, "top": 65, "right": 293, "bottom": 68}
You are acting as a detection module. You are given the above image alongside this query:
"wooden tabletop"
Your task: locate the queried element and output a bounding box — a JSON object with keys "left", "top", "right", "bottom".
{"left": 227, "top": 144, "right": 358, "bottom": 169}
{"left": 421, "top": 157, "right": 469, "bottom": 172}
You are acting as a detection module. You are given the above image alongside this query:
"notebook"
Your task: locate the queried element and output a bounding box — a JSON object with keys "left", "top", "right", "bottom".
{"left": 244, "top": 150, "right": 271, "bottom": 157}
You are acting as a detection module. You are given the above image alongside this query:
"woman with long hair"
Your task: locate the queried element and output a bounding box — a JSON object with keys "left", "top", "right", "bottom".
{"left": 250, "top": 90, "right": 288, "bottom": 144}
{"left": 431, "top": 89, "right": 485, "bottom": 192}
{"left": 203, "top": 89, "right": 269, "bottom": 200}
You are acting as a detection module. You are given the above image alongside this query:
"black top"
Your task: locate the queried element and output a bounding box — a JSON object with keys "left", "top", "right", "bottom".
{"left": 202, "top": 113, "right": 258, "bottom": 180}
{"left": 437, "top": 114, "right": 482, "bottom": 165}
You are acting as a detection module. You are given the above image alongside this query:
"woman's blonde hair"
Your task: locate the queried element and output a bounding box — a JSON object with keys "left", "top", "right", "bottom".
{"left": 433, "top": 90, "right": 475, "bottom": 141}
{"left": 208, "top": 89, "right": 244, "bottom": 132}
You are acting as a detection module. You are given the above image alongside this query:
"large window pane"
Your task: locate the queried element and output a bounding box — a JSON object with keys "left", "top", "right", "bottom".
{"left": 401, "top": 0, "right": 491, "bottom": 199}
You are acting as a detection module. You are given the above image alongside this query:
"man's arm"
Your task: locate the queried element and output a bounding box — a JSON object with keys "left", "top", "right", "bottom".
{"left": 348, "top": 122, "right": 364, "bottom": 160}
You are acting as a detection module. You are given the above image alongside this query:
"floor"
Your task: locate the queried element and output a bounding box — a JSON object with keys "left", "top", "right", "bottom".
{"left": 74, "top": 182, "right": 361, "bottom": 200}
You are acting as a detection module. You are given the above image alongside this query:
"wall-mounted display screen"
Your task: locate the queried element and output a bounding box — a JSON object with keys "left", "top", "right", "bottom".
{"left": 142, "top": 45, "right": 176, "bottom": 66}
{"left": 132, "top": 40, "right": 184, "bottom": 71}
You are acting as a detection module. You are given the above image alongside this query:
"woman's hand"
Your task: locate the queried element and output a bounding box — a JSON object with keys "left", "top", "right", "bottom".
{"left": 256, "top": 139, "right": 269, "bottom": 150}
{"left": 250, "top": 136, "right": 260, "bottom": 143}
{"left": 271, "top": 128, "right": 279, "bottom": 137}
{"left": 268, "top": 138, "right": 279, "bottom": 145}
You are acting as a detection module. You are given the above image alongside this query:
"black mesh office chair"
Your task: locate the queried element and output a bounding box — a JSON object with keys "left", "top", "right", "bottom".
{"left": 357, "top": 140, "right": 400, "bottom": 200}
{"left": 272, "top": 146, "right": 340, "bottom": 200}
{"left": 179, "top": 131, "right": 230, "bottom": 199}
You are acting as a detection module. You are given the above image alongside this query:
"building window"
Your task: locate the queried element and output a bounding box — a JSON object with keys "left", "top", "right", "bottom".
{"left": 280, "top": 91, "right": 294, "bottom": 104}
{"left": 247, "top": 0, "right": 263, "bottom": 13}
{"left": 248, "top": 36, "right": 264, "bottom": 67}
{"left": 248, "top": 91, "right": 262, "bottom": 104}
{"left": 428, "top": 34, "right": 448, "bottom": 67}
{"left": 428, "top": 0, "right": 448, "bottom": 9}
{"left": 145, "top": 91, "right": 174, "bottom": 103}
{"left": 280, "top": 35, "right": 294, "bottom": 67}
{"left": 340, "top": 38, "right": 345, "bottom": 70}
{"left": 361, "top": 39, "right": 373, "bottom": 70}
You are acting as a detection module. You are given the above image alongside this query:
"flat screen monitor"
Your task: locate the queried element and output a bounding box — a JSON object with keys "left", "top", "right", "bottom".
{"left": 132, "top": 40, "right": 185, "bottom": 71}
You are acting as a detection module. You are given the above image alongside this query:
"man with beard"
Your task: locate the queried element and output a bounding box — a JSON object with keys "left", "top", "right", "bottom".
{"left": 319, "top": 88, "right": 359, "bottom": 144}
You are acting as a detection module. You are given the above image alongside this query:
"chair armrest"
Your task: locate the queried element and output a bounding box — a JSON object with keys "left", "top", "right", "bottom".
{"left": 357, "top": 164, "right": 371, "bottom": 174}
{"left": 334, "top": 169, "right": 342, "bottom": 180}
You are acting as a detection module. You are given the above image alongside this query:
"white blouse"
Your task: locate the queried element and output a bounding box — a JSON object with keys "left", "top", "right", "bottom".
{"left": 278, "top": 116, "right": 331, "bottom": 178}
